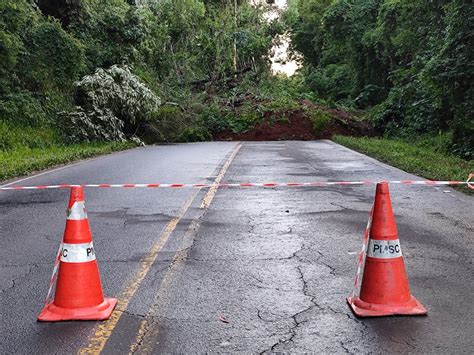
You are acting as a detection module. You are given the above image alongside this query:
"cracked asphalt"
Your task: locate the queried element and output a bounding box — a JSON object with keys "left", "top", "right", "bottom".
{"left": 1, "top": 140, "right": 473, "bottom": 354}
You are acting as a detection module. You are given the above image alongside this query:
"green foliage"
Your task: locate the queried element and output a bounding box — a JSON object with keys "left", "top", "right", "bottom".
{"left": 0, "top": 121, "right": 59, "bottom": 151}
{"left": 285, "top": 0, "right": 332, "bottom": 67}
{"left": 305, "top": 64, "right": 354, "bottom": 102}
{"left": 0, "top": 1, "right": 36, "bottom": 32}
{"left": 287, "top": 0, "right": 473, "bottom": 158}
{"left": 0, "top": 92, "right": 47, "bottom": 126}
{"left": 1, "top": 0, "right": 284, "bottom": 180}
{"left": 0, "top": 30, "right": 23, "bottom": 82}
{"left": 230, "top": 102, "right": 262, "bottom": 133}
{"left": 198, "top": 99, "right": 264, "bottom": 135}
{"left": 64, "top": 65, "right": 161, "bottom": 142}
{"left": 0, "top": 0, "right": 83, "bottom": 128}
{"left": 199, "top": 103, "right": 229, "bottom": 134}
{"left": 1, "top": 0, "right": 279, "bottom": 145}
{"left": 145, "top": 105, "right": 189, "bottom": 143}
{"left": 70, "top": 0, "right": 147, "bottom": 71}
{"left": 451, "top": 109, "right": 474, "bottom": 160}
{"left": 308, "top": 108, "right": 332, "bottom": 133}
{"left": 179, "top": 127, "right": 211, "bottom": 142}
{"left": 20, "top": 21, "right": 85, "bottom": 91}
{"left": 191, "top": 72, "right": 319, "bottom": 135}
{"left": 262, "top": 97, "right": 299, "bottom": 116}
{"left": 78, "top": 0, "right": 275, "bottom": 85}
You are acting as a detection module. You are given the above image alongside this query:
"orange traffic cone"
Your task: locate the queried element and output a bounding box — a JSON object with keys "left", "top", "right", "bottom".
{"left": 37, "top": 187, "right": 117, "bottom": 321}
{"left": 347, "top": 182, "right": 427, "bottom": 317}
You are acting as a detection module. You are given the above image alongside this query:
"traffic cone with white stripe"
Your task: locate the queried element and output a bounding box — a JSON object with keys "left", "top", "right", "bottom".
{"left": 347, "top": 182, "right": 427, "bottom": 317}
{"left": 37, "top": 187, "right": 117, "bottom": 321}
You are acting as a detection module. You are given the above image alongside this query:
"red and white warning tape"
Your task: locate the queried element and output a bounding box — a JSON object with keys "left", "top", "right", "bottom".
{"left": 44, "top": 243, "right": 63, "bottom": 306}
{"left": 351, "top": 207, "right": 374, "bottom": 299}
{"left": 34, "top": 173, "right": 471, "bottom": 304}
{"left": 1, "top": 174, "right": 473, "bottom": 191}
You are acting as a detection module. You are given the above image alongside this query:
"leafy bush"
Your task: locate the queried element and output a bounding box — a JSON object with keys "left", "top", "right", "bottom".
{"left": 230, "top": 102, "right": 262, "bottom": 133}
{"left": 64, "top": 65, "right": 161, "bottom": 141}
{"left": 0, "top": 121, "right": 59, "bottom": 151}
{"left": 199, "top": 103, "right": 229, "bottom": 134}
{"left": 145, "top": 105, "right": 188, "bottom": 143}
{"left": 306, "top": 64, "right": 355, "bottom": 102}
{"left": 70, "top": 1, "right": 151, "bottom": 71}
{"left": 308, "top": 108, "right": 332, "bottom": 133}
{"left": 179, "top": 127, "right": 211, "bottom": 142}
{"left": 19, "top": 21, "right": 85, "bottom": 91}
{"left": 452, "top": 114, "right": 474, "bottom": 160}
{"left": 0, "top": 92, "right": 48, "bottom": 126}
{"left": 261, "top": 97, "right": 299, "bottom": 117}
{"left": 0, "top": 30, "right": 23, "bottom": 84}
{"left": 62, "top": 106, "right": 126, "bottom": 142}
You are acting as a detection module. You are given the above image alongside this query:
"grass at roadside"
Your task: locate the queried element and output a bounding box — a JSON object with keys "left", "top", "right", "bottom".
{"left": 0, "top": 141, "right": 136, "bottom": 182}
{"left": 333, "top": 136, "right": 473, "bottom": 193}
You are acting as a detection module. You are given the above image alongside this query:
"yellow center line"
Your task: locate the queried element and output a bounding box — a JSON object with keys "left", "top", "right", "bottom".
{"left": 78, "top": 143, "right": 241, "bottom": 354}
{"left": 127, "top": 143, "right": 242, "bottom": 354}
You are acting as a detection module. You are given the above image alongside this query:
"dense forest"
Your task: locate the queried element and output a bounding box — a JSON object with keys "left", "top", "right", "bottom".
{"left": 0, "top": 0, "right": 472, "bottom": 174}
{"left": 286, "top": 0, "right": 473, "bottom": 158}
{"left": 1, "top": 0, "right": 298, "bottom": 146}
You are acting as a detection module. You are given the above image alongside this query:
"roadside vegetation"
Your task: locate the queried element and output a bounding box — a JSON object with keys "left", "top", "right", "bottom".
{"left": 0, "top": 0, "right": 361, "bottom": 181}
{"left": 1, "top": 0, "right": 472, "bottom": 184}
{"left": 0, "top": 0, "right": 279, "bottom": 179}
{"left": 285, "top": 0, "right": 473, "bottom": 161}
{"left": 284, "top": 0, "right": 472, "bottom": 186}
{"left": 0, "top": 120, "right": 133, "bottom": 180}
{"left": 0, "top": 140, "right": 133, "bottom": 182}
{"left": 333, "top": 136, "right": 473, "bottom": 192}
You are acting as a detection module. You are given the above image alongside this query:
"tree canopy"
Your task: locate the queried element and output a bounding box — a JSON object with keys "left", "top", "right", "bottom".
{"left": 286, "top": 0, "right": 473, "bottom": 158}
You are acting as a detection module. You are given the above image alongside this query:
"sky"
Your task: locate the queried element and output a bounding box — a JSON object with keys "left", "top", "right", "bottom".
{"left": 266, "top": 0, "right": 300, "bottom": 76}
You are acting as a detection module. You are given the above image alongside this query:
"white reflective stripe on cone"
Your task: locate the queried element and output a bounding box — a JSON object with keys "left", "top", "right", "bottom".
{"left": 367, "top": 239, "right": 402, "bottom": 258}
{"left": 60, "top": 242, "right": 96, "bottom": 263}
{"left": 67, "top": 201, "right": 88, "bottom": 220}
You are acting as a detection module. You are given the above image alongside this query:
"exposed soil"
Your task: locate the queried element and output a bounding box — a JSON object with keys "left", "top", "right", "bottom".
{"left": 214, "top": 100, "right": 378, "bottom": 141}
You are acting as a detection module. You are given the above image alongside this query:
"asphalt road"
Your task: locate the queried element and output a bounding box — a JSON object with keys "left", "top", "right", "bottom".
{"left": 1, "top": 141, "right": 473, "bottom": 354}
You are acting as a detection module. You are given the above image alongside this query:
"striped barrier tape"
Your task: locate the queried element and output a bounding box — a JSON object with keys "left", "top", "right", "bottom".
{"left": 44, "top": 243, "right": 63, "bottom": 306}
{"left": 31, "top": 173, "right": 472, "bottom": 305}
{"left": 1, "top": 174, "right": 473, "bottom": 190}
{"left": 351, "top": 206, "right": 373, "bottom": 299}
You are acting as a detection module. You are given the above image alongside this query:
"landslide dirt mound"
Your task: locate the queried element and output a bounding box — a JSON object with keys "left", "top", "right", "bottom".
{"left": 214, "top": 100, "right": 378, "bottom": 141}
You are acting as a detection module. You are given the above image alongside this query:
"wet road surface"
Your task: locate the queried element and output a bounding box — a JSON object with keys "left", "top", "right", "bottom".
{"left": 1, "top": 141, "right": 473, "bottom": 353}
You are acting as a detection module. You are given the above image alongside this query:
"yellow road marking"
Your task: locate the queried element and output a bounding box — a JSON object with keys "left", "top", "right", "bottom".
{"left": 200, "top": 144, "right": 239, "bottom": 209}
{"left": 128, "top": 143, "right": 242, "bottom": 354}
{"left": 79, "top": 143, "right": 241, "bottom": 354}
{"left": 128, "top": 220, "right": 200, "bottom": 354}
{"left": 78, "top": 191, "right": 198, "bottom": 354}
